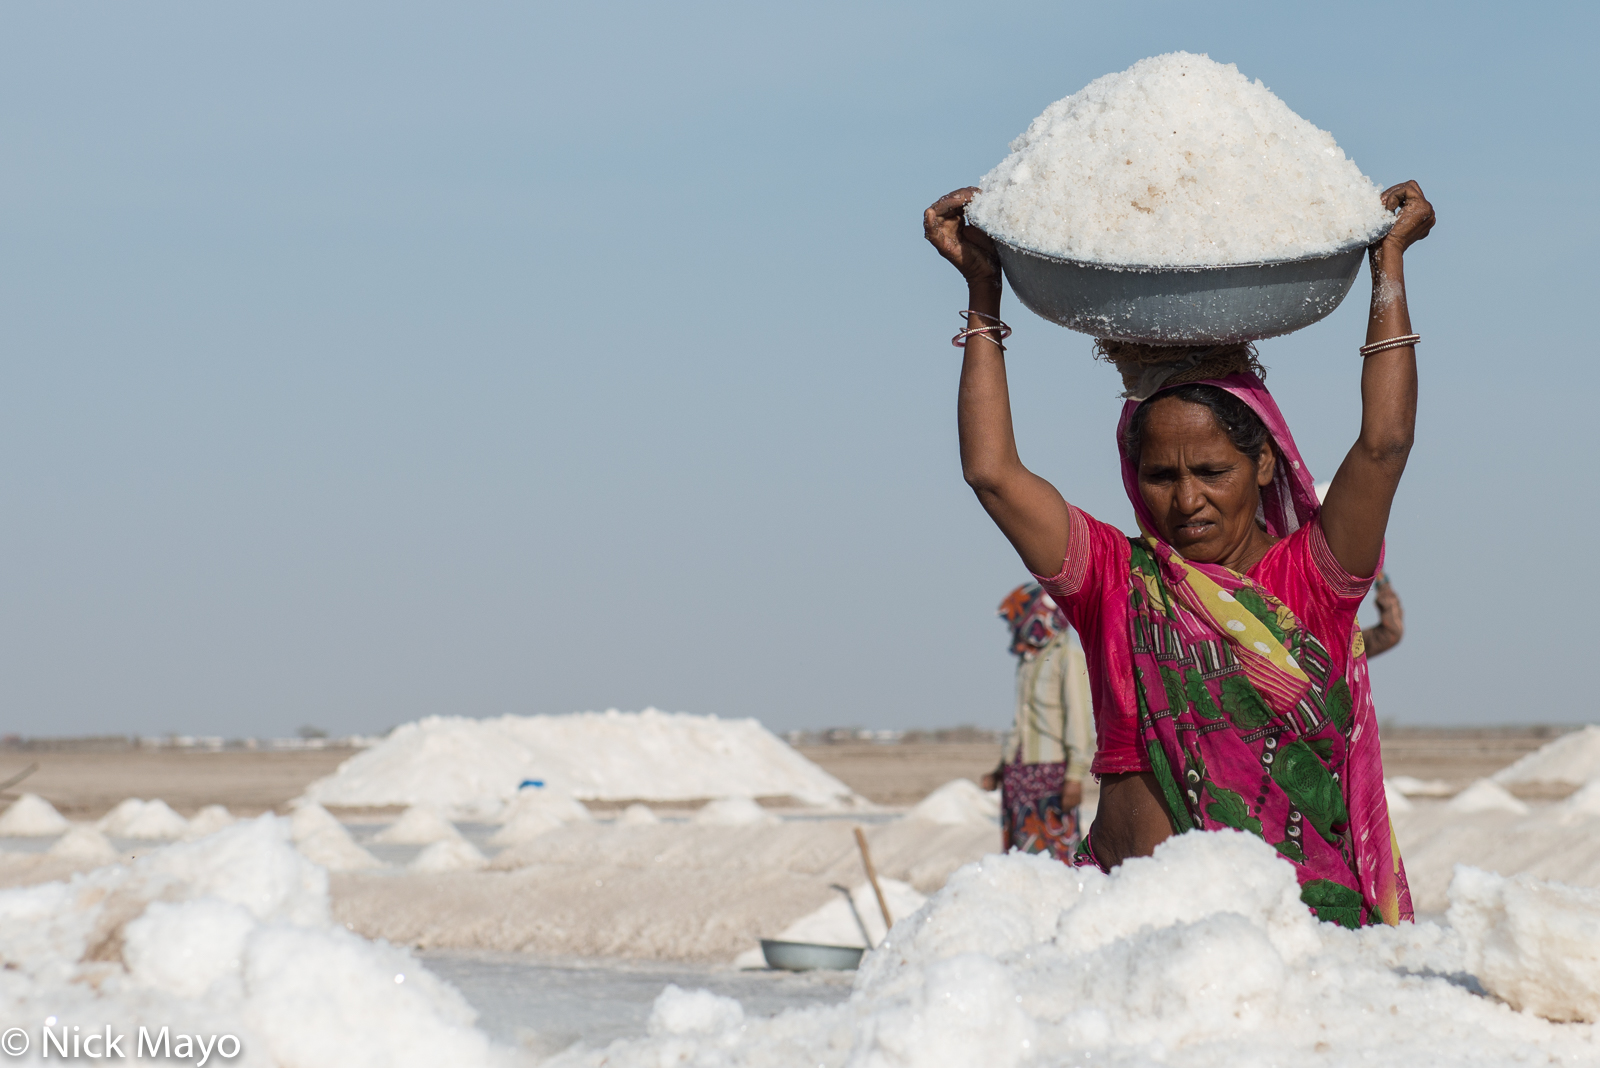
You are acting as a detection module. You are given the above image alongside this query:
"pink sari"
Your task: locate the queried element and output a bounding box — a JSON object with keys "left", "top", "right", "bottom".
{"left": 1084, "top": 373, "right": 1412, "bottom": 927}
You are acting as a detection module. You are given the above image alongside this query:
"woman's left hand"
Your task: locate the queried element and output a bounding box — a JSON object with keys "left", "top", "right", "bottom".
{"left": 1060, "top": 779, "right": 1083, "bottom": 809}
{"left": 1375, "top": 180, "right": 1435, "bottom": 256}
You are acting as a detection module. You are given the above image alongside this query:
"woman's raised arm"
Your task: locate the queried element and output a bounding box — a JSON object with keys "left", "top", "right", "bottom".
{"left": 1319, "top": 181, "right": 1435, "bottom": 578}
{"left": 925, "top": 188, "right": 1073, "bottom": 577}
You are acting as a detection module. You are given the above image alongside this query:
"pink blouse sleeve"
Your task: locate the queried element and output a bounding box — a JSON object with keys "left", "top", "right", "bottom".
{"left": 1031, "top": 506, "right": 1147, "bottom": 776}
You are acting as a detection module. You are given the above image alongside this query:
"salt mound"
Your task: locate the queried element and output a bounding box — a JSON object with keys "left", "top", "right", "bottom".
{"left": 298, "top": 825, "right": 384, "bottom": 872}
{"left": 1390, "top": 775, "right": 1454, "bottom": 797}
{"left": 410, "top": 837, "right": 488, "bottom": 873}
{"left": 1451, "top": 865, "right": 1600, "bottom": 1021}
{"left": 908, "top": 779, "right": 1000, "bottom": 826}
{"left": 290, "top": 799, "right": 346, "bottom": 840}
{"left": 375, "top": 806, "right": 463, "bottom": 845}
{"left": 98, "top": 798, "right": 189, "bottom": 839}
{"left": 692, "top": 796, "right": 776, "bottom": 826}
{"left": 303, "top": 709, "right": 859, "bottom": 817}
{"left": 182, "top": 803, "right": 236, "bottom": 840}
{"left": 287, "top": 800, "right": 382, "bottom": 872}
{"left": 1493, "top": 726, "right": 1600, "bottom": 787}
{"left": 0, "top": 793, "right": 70, "bottom": 836}
{"left": 495, "top": 786, "right": 593, "bottom": 826}
{"left": 543, "top": 833, "right": 1598, "bottom": 1068}
{"left": 1447, "top": 779, "right": 1530, "bottom": 815}
{"left": 46, "top": 824, "right": 118, "bottom": 863}
{"left": 619, "top": 803, "right": 660, "bottom": 825}
{"left": 966, "top": 52, "right": 1392, "bottom": 266}
{"left": 489, "top": 790, "right": 592, "bottom": 846}
{"left": 0, "top": 817, "right": 504, "bottom": 1066}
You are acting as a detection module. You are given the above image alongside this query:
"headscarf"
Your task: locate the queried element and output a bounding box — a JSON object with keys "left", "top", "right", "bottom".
{"left": 1116, "top": 372, "right": 1320, "bottom": 541}
{"left": 998, "top": 582, "right": 1066, "bottom": 660}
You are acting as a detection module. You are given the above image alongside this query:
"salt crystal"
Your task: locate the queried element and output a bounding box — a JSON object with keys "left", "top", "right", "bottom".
{"left": 967, "top": 53, "right": 1392, "bottom": 266}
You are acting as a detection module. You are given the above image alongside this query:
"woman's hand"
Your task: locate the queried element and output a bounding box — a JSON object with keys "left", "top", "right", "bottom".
{"left": 924, "top": 187, "right": 1001, "bottom": 292}
{"left": 1374, "top": 180, "right": 1435, "bottom": 257}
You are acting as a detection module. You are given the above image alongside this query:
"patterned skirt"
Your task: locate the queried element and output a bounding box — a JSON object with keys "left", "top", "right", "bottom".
{"left": 1001, "top": 759, "right": 1081, "bottom": 862}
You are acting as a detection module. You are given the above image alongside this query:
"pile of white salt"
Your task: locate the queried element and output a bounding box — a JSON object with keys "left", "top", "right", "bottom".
{"left": 967, "top": 52, "right": 1393, "bottom": 266}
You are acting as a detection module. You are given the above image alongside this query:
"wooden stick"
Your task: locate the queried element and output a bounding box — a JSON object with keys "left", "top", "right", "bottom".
{"left": 853, "top": 826, "right": 893, "bottom": 933}
{"left": 0, "top": 763, "right": 38, "bottom": 794}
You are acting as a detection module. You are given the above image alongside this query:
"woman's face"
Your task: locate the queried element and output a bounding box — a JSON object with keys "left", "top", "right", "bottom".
{"left": 1136, "top": 396, "right": 1276, "bottom": 565}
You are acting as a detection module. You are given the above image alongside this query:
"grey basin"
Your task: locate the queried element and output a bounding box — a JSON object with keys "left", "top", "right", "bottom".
{"left": 760, "top": 940, "right": 865, "bottom": 971}
{"left": 993, "top": 230, "right": 1387, "bottom": 345}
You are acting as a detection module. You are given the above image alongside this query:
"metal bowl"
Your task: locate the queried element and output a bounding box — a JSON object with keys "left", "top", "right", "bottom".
{"left": 759, "top": 939, "right": 865, "bottom": 971}
{"left": 993, "top": 230, "right": 1385, "bottom": 345}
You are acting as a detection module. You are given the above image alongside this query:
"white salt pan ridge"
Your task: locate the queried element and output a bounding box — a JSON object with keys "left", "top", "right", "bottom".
{"left": 967, "top": 52, "right": 1392, "bottom": 266}
{"left": 1493, "top": 725, "right": 1600, "bottom": 787}
{"left": 908, "top": 779, "right": 1000, "bottom": 825}
{"left": 303, "top": 709, "right": 860, "bottom": 818}
{"left": 545, "top": 832, "right": 1600, "bottom": 1068}
{"left": 0, "top": 793, "right": 70, "bottom": 836}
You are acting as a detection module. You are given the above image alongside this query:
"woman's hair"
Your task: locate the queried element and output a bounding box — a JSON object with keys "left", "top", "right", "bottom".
{"left": 1120, "top": 384, "right": 1272, "bottom": 464}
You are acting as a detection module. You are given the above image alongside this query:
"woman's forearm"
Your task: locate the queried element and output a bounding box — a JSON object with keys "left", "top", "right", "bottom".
{"left": 1358, "top": 246, "right": 1418, "bottom": 463}
{"left": 1362, "top": 623, "right": 1400, "bottom": 658}
{"left": 956, "top": 281, "right": 1020, "bottom": 491}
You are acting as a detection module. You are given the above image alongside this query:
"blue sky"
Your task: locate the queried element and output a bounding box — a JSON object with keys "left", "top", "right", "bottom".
{"left": 0, "top": 2, "right": 1594, "bottom": 737}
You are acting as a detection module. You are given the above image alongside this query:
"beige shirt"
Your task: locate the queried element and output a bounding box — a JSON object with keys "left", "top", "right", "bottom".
{"left": 1004, "top": 634, "right": 1095, "bottom": 781}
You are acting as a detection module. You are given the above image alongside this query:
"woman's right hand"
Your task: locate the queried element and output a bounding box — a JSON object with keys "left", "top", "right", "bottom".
{"left": 1374, "top": 180, "right": 1435, "bottom": 257}
{"left": 924, "top": 187, "right": 1001, "bottom": 291}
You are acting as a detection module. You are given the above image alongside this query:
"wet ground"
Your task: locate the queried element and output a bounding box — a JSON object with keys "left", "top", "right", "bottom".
{"left": 421, "top": 950, "right": 854, "bottom": 1057}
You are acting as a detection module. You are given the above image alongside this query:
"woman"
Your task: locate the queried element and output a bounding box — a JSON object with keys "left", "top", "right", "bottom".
{"left": 983, "top": 582, "right": 1094, "bottom": 860}
{"left": 924, "top": 180, "right": 1434, "bottom": 927}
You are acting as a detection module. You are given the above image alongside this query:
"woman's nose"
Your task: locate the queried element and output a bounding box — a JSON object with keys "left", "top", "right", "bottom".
{"left": 1175, "top": 475, "right": 1205, "bottom": 513}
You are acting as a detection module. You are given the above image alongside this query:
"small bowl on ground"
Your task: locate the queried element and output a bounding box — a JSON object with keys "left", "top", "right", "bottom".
{"left": 760, "top": 939, "right": 865, "bottom": 971}
{"left": 992, "top": 226, "right": 1389, "bottom": 345}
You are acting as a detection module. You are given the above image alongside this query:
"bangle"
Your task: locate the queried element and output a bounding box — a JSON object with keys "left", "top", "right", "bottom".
{"left": 953, "top": 310, "right": 1012, "bottom": 352}
{"left": 1359, "top": 333, "right": 1420, "bottom": 357}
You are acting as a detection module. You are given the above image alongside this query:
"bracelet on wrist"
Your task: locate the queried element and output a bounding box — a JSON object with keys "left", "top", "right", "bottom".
{"left": 952, "top": 310, "right": 1012, "bottom": 352}
{"left": 1359, "top": 334, "right": 1420, "bottom": 357}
